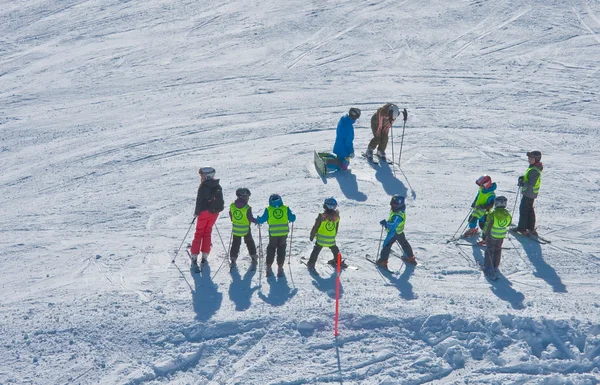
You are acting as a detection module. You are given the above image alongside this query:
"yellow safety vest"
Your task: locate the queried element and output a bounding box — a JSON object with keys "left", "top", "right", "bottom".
{"left": 388, "top": 211, "right": 406, "bottom": 234}
{"left": 267, "top": 205, "right": 289, "bottom": 236}
{"left": 316, "top": 214, "right": 339, "bottom": 247}
{"left": 523, "top": 166, "right": 542, "bottom": 194}
{"left": 488, "top": 208, "right": 512, "bottom": 239}
{"left": 472, "top": 188, "right": 495, "bottom": 219}
{"left": 230, "top": 203, "right": 250, "bottom": 236}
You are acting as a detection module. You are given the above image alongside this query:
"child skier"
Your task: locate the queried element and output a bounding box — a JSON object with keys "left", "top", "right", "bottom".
{"left": 332, "top": 108, "right": 361, "bottom": 171}
{"left": 515, "top": 150, "right": 543, "bottom": 236}
{"left": 376, "top": 195, "right": 416, "bottom": 268}
{"left": 481, "top": 196, "right": 512, "bottom": 279}
{"left": 190, "top": 167, "right": 224, "bottom": 270}
{"left": 257, "top": 194, "right": 297, "bottom": 277}
{"left": 464, "top": 175, "right": 497, "bottom": 237}
{"left": 365, "top": 103, "right": 407, "bottom": 161}
{"left": 306, "top": 197, "right": 341, "bottom": 273}
{"left": 229, "top": 187, "right": 258, "bottom": 268}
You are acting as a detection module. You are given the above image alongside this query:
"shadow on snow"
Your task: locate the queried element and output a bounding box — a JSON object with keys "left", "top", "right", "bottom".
{"left": 471, "top": 244, "right": 526, "bottom": 310}
{"left": 258, "top": 274, "right": 298, "bottom": 306}
{"left": 191, "top": 265, "right": 223, "bottom": 321}
{"left": 509, "top": 236, "right": 567, "bottom": 293}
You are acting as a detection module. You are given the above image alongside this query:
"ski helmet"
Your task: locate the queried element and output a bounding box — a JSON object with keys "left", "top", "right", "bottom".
{"left": 475, "top": 175, "right": 492, "bottom": 189}
{"left": 323, "top": 196, "right": 338, "bottom": 210}
{"left": 236, "top": 187, "right": 251, "bottom": 199}
{"left": 526, "top": 150, "right": 542, "bottom": 162}
{"left": 348, "top": 107, "right": 361, "bottom": 120}
{"left": 199, "top": 166, "right": 216, "bottom": 179}
{"left": 390, "top": 195, "right": 405, "bottom": 207}
{"left": 494, "top": 196, "right": 508, "bottom": 209}
{"left": 269, "top": 193, "right": 281, "bottom": 203}
{"left": 389, "top": 104, "right": 400, "bottom": 120}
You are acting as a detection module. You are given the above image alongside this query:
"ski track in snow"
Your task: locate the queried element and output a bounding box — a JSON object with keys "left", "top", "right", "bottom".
{"left": 2, "top": 0, "right": 600, "bottom": 384}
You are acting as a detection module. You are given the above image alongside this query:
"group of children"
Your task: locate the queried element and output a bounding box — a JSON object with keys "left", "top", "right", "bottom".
{"left": 462, "top": 150, "right": 544, "bottom": 278}
{"left": 189, "top": 149, "right": 543, "bottom": 280}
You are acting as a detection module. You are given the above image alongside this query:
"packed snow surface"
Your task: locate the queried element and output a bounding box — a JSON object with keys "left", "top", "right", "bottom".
{"left": 1, "top": 0, "right": 600, "bottom": 384}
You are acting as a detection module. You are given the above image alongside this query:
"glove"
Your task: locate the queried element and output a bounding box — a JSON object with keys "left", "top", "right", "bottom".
{"left": 379, "top": 219, "right": 387, "bottom": 227}
{"left": 349, "top": 152, "right": 355, "bottom": 159}
{"left": 402, "top": 108, "right": 408, "bottom": 122}
{"left": 517, "top": 176, "right": 524, "bottom": 187}
{"left": 310, "top": 236, "right": 314, "bottom": 242}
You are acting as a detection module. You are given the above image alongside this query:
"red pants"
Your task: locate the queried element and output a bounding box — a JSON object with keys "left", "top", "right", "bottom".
{"left": 190, "top": 211, "right": 219, "bottom": 255}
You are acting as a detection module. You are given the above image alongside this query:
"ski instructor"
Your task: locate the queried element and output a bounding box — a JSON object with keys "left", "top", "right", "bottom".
{"left": 332, "top": 107, "right": 361, "bottom": 171}
{"left": 365, "top": 103, "right": 407, "bottom": 162}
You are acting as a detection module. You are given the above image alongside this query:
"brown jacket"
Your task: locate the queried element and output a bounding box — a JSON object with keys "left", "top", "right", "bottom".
{"left": 370, "top": 103, "right": 396, "bottom": 136}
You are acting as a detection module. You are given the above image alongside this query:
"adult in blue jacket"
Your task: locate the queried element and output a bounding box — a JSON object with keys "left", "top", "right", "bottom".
{"left": 332, "top": 107, "right": 361, "bottom": 170}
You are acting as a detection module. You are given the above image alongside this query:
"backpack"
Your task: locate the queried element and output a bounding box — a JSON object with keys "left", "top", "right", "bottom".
{"left": 206, "top": 184, "right": 224, "bottom": 213}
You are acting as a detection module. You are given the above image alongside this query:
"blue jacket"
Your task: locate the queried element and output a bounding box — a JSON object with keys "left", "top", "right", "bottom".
{"left": 382, "top": 208, "right": 405, "bottom": 247}
{"left": 256, "top": 197, "right": 296, "bottom": 224}
{"left": 332, "top": 114, "right": 355, "bottom": 159}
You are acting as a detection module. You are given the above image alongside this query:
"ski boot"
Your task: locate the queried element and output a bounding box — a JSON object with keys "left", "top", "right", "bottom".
{"left": 277, "top": 264, "right": 285, "bottom": 277}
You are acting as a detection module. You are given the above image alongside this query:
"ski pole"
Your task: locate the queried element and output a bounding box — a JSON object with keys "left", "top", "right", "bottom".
{"left": 171, "top": 217, "right": 196, "bottom": 263}
{"left": 287, "top": 222, "right": 295, "bottom": 288}
{"left": 511, "top": 187, "right": 520, "bottom": 224}
{"left": 334, "top": 251, "right": 342, "bottom": 337}
{"left": 375, "top": 226, "right": 384, "bottom": 260}
{"left": 258, "top": 225, "right": 263, "bottom": 287}
{"left": 390, "top": 123, "right": 395, "bottom": 173}
{"left": 211, "top": 222, "right": 229, "bottom": 279}
{"left": 448, "top": 208, "right": 473, "bottom": 242}
{"left": 397, "top": 116, "right": 407, "bottom": 166}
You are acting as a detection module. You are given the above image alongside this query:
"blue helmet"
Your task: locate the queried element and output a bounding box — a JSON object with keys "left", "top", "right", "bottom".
{"left": 323, "top": 197, "right": 338, "bottom": 210}
{"left": 390, "top": 195, "right": 405, "bottom": 207}
{"left": 269, "top": 193, "right": 281, "bottom": 203}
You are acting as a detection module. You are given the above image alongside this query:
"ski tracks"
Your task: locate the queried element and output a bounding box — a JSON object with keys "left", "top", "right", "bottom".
{"left": 450, "top": 7, "right": 532, "bottom": 59}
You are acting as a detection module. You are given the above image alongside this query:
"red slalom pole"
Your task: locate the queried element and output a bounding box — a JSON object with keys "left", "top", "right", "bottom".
{"left": 334, "top": 252, "right": 342, "bottom": 336}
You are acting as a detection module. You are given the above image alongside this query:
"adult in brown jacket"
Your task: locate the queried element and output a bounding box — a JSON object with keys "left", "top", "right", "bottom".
{"left": 365, "top": 103, "right": 407, "bottom": 160}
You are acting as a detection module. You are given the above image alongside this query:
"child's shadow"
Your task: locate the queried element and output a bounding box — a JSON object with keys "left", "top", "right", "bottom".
{"left": 310, "top": 270, "right": 344, "bottom": 299}
{"left": 229, "top": 266, "right": 259, "bottom": 311}
{"left": 191, "top": 265, "right": 223, "bottom": 321}
{"left": 472, "top": 246, "right": 525, "bottom": 310}
{"left": 385, "top": 261, "right": 416, "bottom": 300}
{"left": 258, "top": 275, "right": 298, "bottom": 306}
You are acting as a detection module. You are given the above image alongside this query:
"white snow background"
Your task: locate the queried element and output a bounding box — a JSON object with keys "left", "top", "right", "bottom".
{"left": 1, "top": 0, "right": 600, "bottom": 384}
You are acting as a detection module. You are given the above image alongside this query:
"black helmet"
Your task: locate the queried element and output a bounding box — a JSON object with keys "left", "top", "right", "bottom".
{"left": 390, "top": 195, "right": 405, "bottom": 207}
{"left": 269, "top": 194, "right": 281, "bottom": 203}
{"left": 526, "top": 150, "right": 542, "bottom": 162}
{"left": 236, "top": 188, "right": 251, "bottom": 199}
{"left": 494, "top": 196, "right": 508, "bottom": 209}
{"left": 349, "top": 107, "right": 361, "bottom": 120}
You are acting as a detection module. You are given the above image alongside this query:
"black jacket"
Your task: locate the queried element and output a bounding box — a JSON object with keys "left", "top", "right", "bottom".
{"left": 194, "top": 179, "right": 223, "bottom": 215}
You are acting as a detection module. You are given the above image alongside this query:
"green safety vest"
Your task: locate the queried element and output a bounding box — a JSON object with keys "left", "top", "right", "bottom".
{"left": 473, "top": 188, "right": 495, "bottom": 219}
{"left": 487, "top": 208, "right": 512, "bottom": 239}
{"left": 522, "top": 166, "right": 542, "bottom": 194}
{"left": 316, "top": 214, "right": 339, "bottom": 247}
{"left": 267, "top": 205, "right": 289, "bottom": 236}
{"left": 230, "top": 203, "right": 250, "bottom": 236}
{"left": 388, "top": 211, "right": 406, "bottom": 234}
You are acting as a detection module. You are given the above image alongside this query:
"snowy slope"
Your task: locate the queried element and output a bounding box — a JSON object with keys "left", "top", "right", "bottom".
{"left": 1, "top": 0, "right": 600, "bottom": 384}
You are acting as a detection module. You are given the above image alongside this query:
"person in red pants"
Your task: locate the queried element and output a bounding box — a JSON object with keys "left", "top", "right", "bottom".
{"left": 190, "top": 166, "right": 224, "bottom": 268}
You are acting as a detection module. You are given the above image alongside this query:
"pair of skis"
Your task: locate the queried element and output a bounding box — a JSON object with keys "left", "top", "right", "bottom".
{"left": 365, "top": 253, "right": 416, "bottom": 274}
{"left": 361, "top": 152, "right": 393, "bottom": 166}
{"left": 508, "top": 228, "right": 551, "bottom": 244}
{"left": 299, "top": 257, "right": 358, "bottom": 276}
